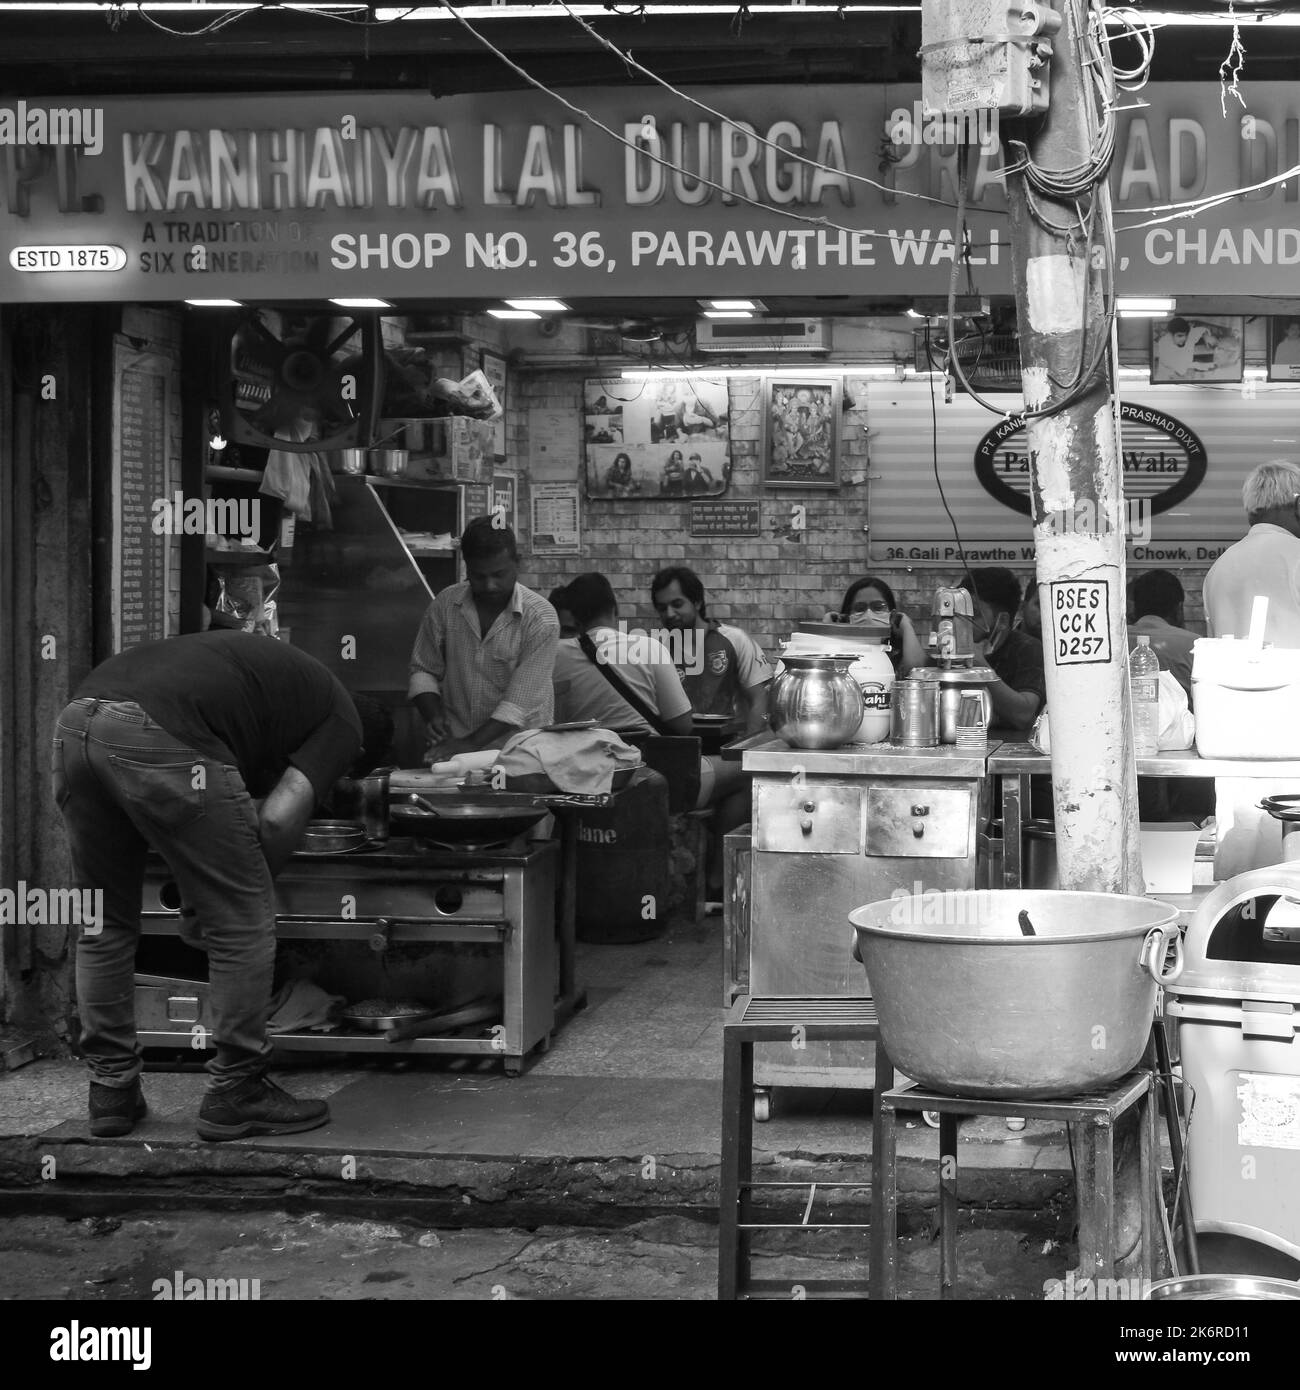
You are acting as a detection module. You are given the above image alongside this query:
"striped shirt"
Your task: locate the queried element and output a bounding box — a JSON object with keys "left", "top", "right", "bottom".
{"left": 408, "top": 581, "right": 559, "bottom": 738}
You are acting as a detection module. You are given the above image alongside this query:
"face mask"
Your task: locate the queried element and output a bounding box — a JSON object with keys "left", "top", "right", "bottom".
{"left": 849, "top": 608, "right": 890, "bottom": 628}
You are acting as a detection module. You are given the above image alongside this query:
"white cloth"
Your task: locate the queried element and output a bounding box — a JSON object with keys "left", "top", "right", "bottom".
{"left": 1203, "top": 523, "right": 1300, "bottom": 649}
{"left": 494, "top": 728, "right": 642, "bottom": 796}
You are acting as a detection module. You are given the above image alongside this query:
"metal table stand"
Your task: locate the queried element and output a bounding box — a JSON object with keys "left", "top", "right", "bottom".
{"left": 875, "top": 1068, "right": 1161, "bottom": 1300}
{"left": 718, "top": 996, "right": 895, "bottom": 1300}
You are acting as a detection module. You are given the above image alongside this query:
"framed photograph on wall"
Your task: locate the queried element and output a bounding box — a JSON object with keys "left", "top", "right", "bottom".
{"left": 479, "top": 349, "right": 508, "bottom": 459}
{"left": 1149, "top": 314, "right": 1244, "bottom": 384}
{"left": 583, "top": 375, "right": 730, "bottom": 499}
{"left": 1268, "top": 315, "right": 1300, "bottom": 382}
{"left": 762, "top": 377, "right": 841, "bottom": 487}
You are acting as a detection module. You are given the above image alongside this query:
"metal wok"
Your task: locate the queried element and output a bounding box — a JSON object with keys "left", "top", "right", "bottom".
{"left": 389, "top": 792, "right": 549, "bottom": 843}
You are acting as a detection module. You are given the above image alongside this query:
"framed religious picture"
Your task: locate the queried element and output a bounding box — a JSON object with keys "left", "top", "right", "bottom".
{"left": 1268, "top": 315, "right": 1300, "bottom": 382}
{"left": 1149, "top": 314, "right": 1244, "bottom": 384}
{"left": 583, "top": 375, "right": 731, "bottom": 499}
{"left": 762, "top": 376, "right": 841, "bottom": 487}
{"left": 479, "top": 349, "right": 508, "bottom": 459}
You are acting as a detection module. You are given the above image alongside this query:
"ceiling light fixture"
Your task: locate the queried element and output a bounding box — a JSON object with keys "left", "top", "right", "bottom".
{"left": 488, "top": 308, "right": 541, "bottom": 320}
{"left": 702, "top": 310, "right": 754, "bottom": 320}
{"left": 185, "top": 298, "right": 242, "bottom": 307}
{"left": 701, "top": 299, "right": 766, "bottom": 312}
{"left": 505, "top": 298, "right": 569, "bottom": 312}
{"left": 330, "top": 297, "right": 391, "bottom": 309}
{"left": 1116, "top": 297, "right": 1176, "bottom": 314}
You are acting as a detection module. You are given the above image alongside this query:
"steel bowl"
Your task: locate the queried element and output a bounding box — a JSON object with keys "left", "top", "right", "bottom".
{"left": 332, "top": 448, "right": 368, "bottom": 476}
{"left": 299, "top": 819, "right": 368, "bottom": 854}
{"left": 1145, "top": 1274, "right": 1300, "bottom": 1300}
{"left": 368, "top": 448, "right": 409, "bottom": 478}
{"left": 849, "top": 890, "right": 1183, "bottom": 1099}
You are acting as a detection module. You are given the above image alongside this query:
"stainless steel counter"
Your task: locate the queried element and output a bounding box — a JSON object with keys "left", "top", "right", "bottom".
{"left": 989, "top": 743, "right": 1300, "bottom": 888}
{"left": 742, "top": 735, "right": 999, "bottom": 779}
{"left": 990, "top": 743, "right": 1300, "bottom": 779}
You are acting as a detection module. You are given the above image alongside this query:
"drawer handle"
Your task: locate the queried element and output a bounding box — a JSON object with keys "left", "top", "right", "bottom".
{"left": 913, "top": 823, "right": 925, "bottom": 839}
{"left": 911, "top": 804, "right": 930, "bottom": 817}
{"left": 368, "top": 916, "right": 393, "bottom": 953}
{"left": 800, "top": 816, "right": 814, "bottom": 834}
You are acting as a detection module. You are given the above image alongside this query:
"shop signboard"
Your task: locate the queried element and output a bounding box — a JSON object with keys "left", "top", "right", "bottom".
{"left": 865, "top": 381, "right": 1276, "bottom": 569}
{"left": 3, "top": 84, "right": 1300, "bottom": 301}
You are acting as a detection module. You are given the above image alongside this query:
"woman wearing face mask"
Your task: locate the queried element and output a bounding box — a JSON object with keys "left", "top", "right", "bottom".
{"left": 836, "top": 576, "right": 928, "bottom": 676}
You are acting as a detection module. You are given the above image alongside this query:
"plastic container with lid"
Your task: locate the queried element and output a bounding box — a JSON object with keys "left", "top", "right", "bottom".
{"left": 1164, "top": 864, "right": 1300, "bottom": 1261}
{"left": 1192, "top": 638, "right": 1300, "bottom": 759}
{"left": 780, "top": 624, "right": 894, "bottom": 744}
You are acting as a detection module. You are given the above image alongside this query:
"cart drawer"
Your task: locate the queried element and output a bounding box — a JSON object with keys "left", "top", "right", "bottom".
{"left": 865, "top": 786, "right": 973, "bottom": 858}
{"left": 754, "top": 783, "right": 862, "bottom": 854}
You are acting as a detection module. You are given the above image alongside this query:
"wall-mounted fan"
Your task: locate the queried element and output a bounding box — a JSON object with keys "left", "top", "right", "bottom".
{"left": 222, "top": 309, "right": 381, "bottom": 452}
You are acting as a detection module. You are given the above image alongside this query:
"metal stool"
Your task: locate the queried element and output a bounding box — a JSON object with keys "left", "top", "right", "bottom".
{"left": 876, "top": 1070, "right": 1161, "bottom": 1300}
{"left": 719, "top": 996, "right": 894, "bottom": 1300}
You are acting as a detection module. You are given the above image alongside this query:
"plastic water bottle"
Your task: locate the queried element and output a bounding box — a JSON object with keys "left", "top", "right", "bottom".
{"left": 1130, "top": 635, "right": 1160, "bottom": 758}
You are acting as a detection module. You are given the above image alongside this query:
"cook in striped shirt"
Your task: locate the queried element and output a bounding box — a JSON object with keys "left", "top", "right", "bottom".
{"left": 408, "top": 517, "right": 559, "bottom": 765}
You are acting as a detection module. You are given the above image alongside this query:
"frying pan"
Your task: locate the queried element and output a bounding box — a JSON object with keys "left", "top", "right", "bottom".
{"left": 389, "top": 792, "right": 548, "bottom": 844}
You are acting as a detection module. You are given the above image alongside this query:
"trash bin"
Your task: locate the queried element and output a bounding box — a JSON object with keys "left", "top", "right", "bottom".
{"left": 574, "top": 766, "right": 670, "bottom": 944}
{"left": 1165, "top": 865, "right": 1300, "bottom": 1262}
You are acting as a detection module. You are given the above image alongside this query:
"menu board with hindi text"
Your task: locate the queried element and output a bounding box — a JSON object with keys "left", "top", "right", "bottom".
{"left": 112, "top": 342, "right": 173, "bottom": 649}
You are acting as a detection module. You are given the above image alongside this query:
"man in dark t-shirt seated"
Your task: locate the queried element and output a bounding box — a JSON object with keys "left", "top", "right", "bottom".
{"left": 958, "top": 568, "right": 1046, "bottom": 732}
{"left": 52, "top": 630, "right": 391, "bottom": 1143}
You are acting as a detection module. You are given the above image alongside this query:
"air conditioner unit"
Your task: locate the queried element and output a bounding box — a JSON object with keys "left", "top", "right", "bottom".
{"left": 696, "top": 317, "right": 831, "bottom": 353}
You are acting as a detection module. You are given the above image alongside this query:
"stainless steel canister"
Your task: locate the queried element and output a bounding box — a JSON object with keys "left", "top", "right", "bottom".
{"left": 890, "top": 679, "right": 939, "bottom": 746}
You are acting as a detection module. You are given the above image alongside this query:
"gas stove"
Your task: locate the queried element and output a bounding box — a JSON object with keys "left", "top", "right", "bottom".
{"left": 135, "top": 837, "right": 559, "bottom": 1073}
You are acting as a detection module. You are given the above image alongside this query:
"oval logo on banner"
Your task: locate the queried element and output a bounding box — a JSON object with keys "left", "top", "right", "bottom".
{"left": 974, "top": 402, "right": 1208, "bottom": 518}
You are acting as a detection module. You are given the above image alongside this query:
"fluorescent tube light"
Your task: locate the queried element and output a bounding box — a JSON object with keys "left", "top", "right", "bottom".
{"left": 701, "top": 299, "right": 766, "bottom": 312}
{"left": 185, "top": 298, "right": 242, "bottom": 307}
{"left": 1117, "top": 297, "right": 1176, "bottom": 313}
{"left": 702, "top": 310, "right": 753, "bottom": 319}
{"left": 505, "top": 298, "right": 569, "bottom": 312}
{"left": 330, "top": 297, "right": 391, "bottom": 309}
{"left": 488, "top": 308, "right": 541, "bottom": 320}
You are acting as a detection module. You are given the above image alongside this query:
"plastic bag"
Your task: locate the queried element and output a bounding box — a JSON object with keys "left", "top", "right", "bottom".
{"left": 1029, "top": 671, "right": 1195, "bottom": 754}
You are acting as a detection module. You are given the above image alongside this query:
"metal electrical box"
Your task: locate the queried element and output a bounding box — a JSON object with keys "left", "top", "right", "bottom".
{"left": 920, "top": 0, "right": 1063, "bottom": 118}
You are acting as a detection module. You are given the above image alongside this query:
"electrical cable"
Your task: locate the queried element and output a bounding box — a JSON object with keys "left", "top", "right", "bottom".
{"left": 558, "top": 0, "right": 965, "bottom": 211}
{"left": 924, "top": 318, "right": 971, "bottom": 580}
{"left": 436, "top": 0, "right": 1002, "bottom": 252}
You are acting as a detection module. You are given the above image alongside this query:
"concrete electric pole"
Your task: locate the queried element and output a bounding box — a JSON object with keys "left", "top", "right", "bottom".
{"left": 924, "top": 0, "right": 1142, "bottom": 894}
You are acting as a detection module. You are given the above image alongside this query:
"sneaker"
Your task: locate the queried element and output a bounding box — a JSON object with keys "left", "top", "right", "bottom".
{"left": 196, "top": 1076, "right": 329, "bottom": 1142}
{"left": 89, "top": 1079, "right": 147, "bottom": 1138}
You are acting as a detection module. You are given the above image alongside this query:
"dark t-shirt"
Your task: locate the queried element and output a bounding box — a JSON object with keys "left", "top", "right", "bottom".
{"left": 988, "top": 627, "right": 1047, "bottom": 717}
{"left": 75, "top": 630, "right": 361, "bottom": 798}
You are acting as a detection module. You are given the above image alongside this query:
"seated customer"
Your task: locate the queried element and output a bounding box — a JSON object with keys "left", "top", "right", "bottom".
{"left": 838, "top": 575, "right": 927, "bottom": 675}
{"left": 1128, "top": 569, "right": 1197, "bottom": 703}
{"left": 554, "top": 573, "right": 747, "bottom": 891}
{"left": 548, "top": 586, "right": 579, "bottom": 640}
{"left": 1016, "top": 579, "right": 1042, "bottom": 640}
{"left": 958, "top": 568, "right": 1046, "bottom": 732}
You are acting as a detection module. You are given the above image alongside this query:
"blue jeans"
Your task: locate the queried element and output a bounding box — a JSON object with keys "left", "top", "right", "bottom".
{"left": 52, "top": 697, "right": 276, "bottom": 1092}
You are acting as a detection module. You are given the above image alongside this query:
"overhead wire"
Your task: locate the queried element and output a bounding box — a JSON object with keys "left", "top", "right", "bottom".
{"left": 435, "top": 0, "right": 1008, "bottom": 252}
{"left": 557, "top": 0, "right": 965, "bottom": 211}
